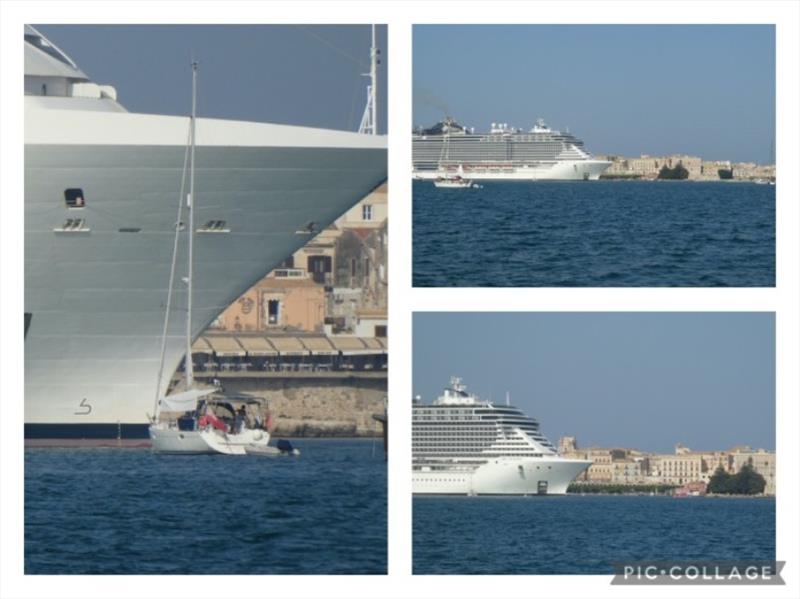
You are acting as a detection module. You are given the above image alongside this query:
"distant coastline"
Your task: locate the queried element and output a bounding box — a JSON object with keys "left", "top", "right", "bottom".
{"left": 598, "top": 175, "right": 772, "bottom": 182}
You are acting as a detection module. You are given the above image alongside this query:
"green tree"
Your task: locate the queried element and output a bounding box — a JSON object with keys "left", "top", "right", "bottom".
{"left": 707, "top": 465, "right": 731, "bottom": 494}
{"left": 658, "top": 162, "right": 690, "bottom": 180}
{"left": 708, "top": 463, "right": 766, "bottom": 495}
{"left": 736, "top": 463, "right": 766, "bottom": 495}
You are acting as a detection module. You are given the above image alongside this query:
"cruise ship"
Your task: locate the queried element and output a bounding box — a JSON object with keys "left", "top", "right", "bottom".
{"left": 24, "top": 27, "right": 387, "bottom": 439}
{"left": 412, "top": 117, "right": 611, "bottom": 181}
{"left": 412, "top": 377, "right": 591, "bottom": 495}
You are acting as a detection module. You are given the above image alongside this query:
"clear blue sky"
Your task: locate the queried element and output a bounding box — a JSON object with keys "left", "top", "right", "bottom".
{"left": 413, "top": 312, "right": 775, "bottom": 453}
{"left": 37, "top": 25, "right": 387, "bottom": 134}
{"left": 413, "top": 25, "right": 775, "bottom": 163}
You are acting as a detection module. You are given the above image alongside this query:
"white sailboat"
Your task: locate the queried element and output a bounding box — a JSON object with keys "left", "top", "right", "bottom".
{"left": 148, "top": 63, "right": 278, "bottom": 456}
{"left": 434, "top": 164, "right": 475, "bottom": 188}
{"left": 433, "top": 134, "right": 474, "bottom": 188}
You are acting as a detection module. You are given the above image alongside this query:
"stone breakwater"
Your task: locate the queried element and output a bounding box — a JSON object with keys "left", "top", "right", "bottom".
{"left": 210, "top": 377, "right": 386, "bottom": 437}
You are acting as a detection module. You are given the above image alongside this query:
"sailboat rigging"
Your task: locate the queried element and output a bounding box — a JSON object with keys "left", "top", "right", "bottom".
{"left": 148, "top": 62, "right": 290, "bottom": 456}
{"left": 433, "top": 133, "right": 474, "bottom": 188}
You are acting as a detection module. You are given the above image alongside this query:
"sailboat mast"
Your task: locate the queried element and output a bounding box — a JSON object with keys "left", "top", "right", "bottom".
{"left": 185, "top": 61, "right": 197, "bottom": 390}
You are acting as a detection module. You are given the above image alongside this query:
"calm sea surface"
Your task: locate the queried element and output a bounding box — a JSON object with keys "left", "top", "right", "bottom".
{"left": 413, "top": 495, "right": 775, "bottom": 574}
{"left": 25, "top": 440, "right": 386, "bottom": 574}
{"left": 413, "top": 181, "right": 775, "bottom": 287}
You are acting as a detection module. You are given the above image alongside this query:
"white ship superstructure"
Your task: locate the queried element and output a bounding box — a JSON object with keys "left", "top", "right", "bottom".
{"left": 412, "top": 117, "right": 610, "bottom": 181}
{"left": 24, "top": 27, "right": 387, "bottom": 438}
{"left": 412, "top": 377, "right": 590, "bottom": 495}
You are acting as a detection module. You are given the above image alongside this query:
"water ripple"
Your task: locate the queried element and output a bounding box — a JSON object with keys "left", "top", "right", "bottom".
{"left": 413, "top": 495, "right": 775, "bottom": 574}
{"left": 413, "top": 181, "right": 775, "bottom": 287}
{"left": 25, "top": 440, "right": 387, "bottom": 574}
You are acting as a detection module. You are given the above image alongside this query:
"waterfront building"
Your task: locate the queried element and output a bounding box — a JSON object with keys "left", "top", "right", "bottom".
{"left": 212, "top": 272, "right": 326, "bottom": 332}
{"left": 211, "top": 185, "right": 388, "bottom": 335}
{"left": 598, "top": 153, "right": 774, "bottom": 181}
{"left": 701, "top": 160, "right": 733, "bottom": 179}
{"left": 610, "top": 459, "right": 646, "bottom": 485}
{"left": 731, "top": 448, "right": 776, "bottom": 495}
{"left": 648, "top": 452, "right": 704, "bottom": 486}
{"left": 558, "top": 438, "right": 776, "bottom": 495}
{"left": 732, "top": 162, "right": 776, "bottom": 181}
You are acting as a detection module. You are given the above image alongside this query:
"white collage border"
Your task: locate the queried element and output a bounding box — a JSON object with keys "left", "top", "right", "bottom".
{"left": 1, "top": 2, "right": 798, "bottom": 599}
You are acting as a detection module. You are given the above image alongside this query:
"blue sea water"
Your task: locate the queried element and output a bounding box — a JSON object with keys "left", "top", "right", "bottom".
{"left": 413, "top": 181, "right": 775, "bottom": 287}
{"left": 25, "top": 439, "right": 386, "bottom": 574}
{"left": 413, "top": 495, "right": 775, "bottom": 575}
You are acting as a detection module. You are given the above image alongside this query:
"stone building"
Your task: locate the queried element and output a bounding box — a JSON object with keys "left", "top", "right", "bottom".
{"left": 211, "top": 273, "right": 326, "bottom": 332}
{"left": 559, "top": 438, "right": 775, "bottom": 494}
{"left": 700, "top": 160, "right": 732, "bottom": 179}
{"left": 598, "top": 153, "right": 773, "bottom": 181}
{"left": 210, "top": 183, "right": 388, "bottom": 335}
{"left": 731, "top": 448, "right": 776, "bottom": 495}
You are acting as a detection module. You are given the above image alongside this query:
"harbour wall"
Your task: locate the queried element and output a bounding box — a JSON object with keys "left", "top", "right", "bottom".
{"left": 193, "top": 374, "right": 386, "bottom": 437}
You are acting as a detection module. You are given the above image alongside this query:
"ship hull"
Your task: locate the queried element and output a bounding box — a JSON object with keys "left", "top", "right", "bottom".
{"left": 412, "top": 458, "right": 591, "bottom": 495}
{"left": 414, "top": 160, "right": 611, "bottom": 181}
{"left": 25, "top": 108, "right": 386, "bottom": 437}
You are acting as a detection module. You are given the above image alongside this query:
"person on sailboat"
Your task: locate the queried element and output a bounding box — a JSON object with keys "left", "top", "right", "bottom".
{"left": 234, "top": 405, "right": 247, "bottom": 434}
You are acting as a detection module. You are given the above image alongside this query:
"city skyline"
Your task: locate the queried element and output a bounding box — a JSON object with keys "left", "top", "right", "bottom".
{"left": 36, "top": 24, "right": 388, "bottom": 135}
{"left": 413, "top": 25, "right": 775, "bottom": 164}
{"left": 413, "top": 312, "right": 775, "bottom": 454}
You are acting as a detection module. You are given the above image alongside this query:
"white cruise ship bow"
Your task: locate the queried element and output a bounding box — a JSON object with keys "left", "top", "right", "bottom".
{"left": 24, "top": 27, "right": 387, "bottom": 439}
{"left": 412, "top": 377, "right": 591, "bottom": 495}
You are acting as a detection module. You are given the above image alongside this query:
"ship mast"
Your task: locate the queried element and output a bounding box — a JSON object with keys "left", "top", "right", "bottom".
{"left": 185, "top": 61, "right": 198, "bottom": 390}
{"left": 358, "top": 25, "right": 379, "bottom": 135}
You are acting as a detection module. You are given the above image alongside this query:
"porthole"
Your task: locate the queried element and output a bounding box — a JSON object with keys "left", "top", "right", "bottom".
{"left": 64, "top": 188, "right": 85, "bottom": 208}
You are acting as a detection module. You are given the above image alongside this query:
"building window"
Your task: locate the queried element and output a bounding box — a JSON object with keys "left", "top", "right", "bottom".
{"left": 375, "top": 325, "right": 387, "bottom": 337}
{"left": 267, "top": 299, "right": 280, "bottom": 325}
{"left": 362, "top": 204, "right": 372, "bottom": 220}
{"left": 307, "top": 255, "right": 332, "bottom": 285}
{"left": 64, "top": 188, "right": 85, "bottom": 208}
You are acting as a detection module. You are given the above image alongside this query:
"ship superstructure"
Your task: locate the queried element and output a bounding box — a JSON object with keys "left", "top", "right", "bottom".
{"left": 412, "top": 117, "right": 610, "bottom": 181}
{"left": 412, "top": 377, "right": 590, "bottom": 495}
{"left": 24, "top": 26, "right": 387, "bottom": 438}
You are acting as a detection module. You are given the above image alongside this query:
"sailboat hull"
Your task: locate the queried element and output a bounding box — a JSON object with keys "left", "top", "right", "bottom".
{"left": 148, "top": 426, "right": 214, "bottom": 454}
{"left": 149, "top": 425, "right": 272, "bottom": 455}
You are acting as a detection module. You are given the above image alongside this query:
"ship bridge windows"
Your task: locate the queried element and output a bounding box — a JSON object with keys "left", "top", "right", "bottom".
{"left": 25, "top": 33, "right": 76, "bottom": 67}
{"left": 64, "top": 188, "right": 85, "bottom": 209}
